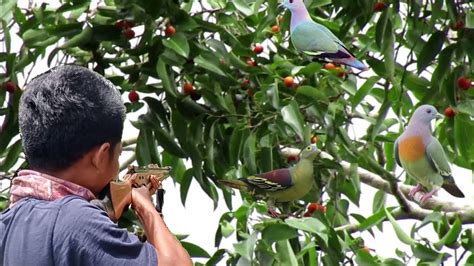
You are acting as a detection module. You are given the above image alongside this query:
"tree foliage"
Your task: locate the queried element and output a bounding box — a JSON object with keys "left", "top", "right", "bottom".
{"left": 1, "top": 0, "right": 474, "bottom": 264}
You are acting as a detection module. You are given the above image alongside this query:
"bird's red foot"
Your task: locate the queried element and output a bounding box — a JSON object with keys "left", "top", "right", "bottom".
{"left": 268, "top": 208, "right": 280, "bottom": 218}
{"left": 419, "top": 189, "right": 437, "bottom": 203}
{"left": 409, "top": 184, "right": 423, "bottom": 199}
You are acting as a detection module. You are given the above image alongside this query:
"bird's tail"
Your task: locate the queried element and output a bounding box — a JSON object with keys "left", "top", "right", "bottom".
{"left": 217, "top": 179, "right": 249, "bottom": 191}
{"left": 334, "top": 57, "right": 368, "bottom": 71}
{"left": 442, "top": 181, "right": 465, "bottom": 198}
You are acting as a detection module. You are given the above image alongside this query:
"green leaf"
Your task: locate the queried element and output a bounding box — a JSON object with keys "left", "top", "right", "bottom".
{"left": 434, "top": 216, "right": 462, "bottom": 249}
{"left": 243, "top": 134, "right": 257, "bottom": 174}
{"left": 285, "top": 218, "right": 327, "bottom": 241}
{"left": 372, "top": 189, "right": 386, "bottom": 214}
{"left": 163, "top": 33, "right": 190, "bottom": 58}
{"left": 454, "top": 114, "right": 474, "bottom": 165}
{"left": 154, "top": 126, "right": 187, "bottom": 158}
{"left": 456, "top": 100, "right": 474, "bottom": 116}
{"left": 234, "top": 231, "right": 258, "bottom": 261}
{"left": 412, "top": 243, "right": 444, "bottom": 262}
{"left": 355, "top": 249, "right": 379, "bottom": 265}
{"left": 385, "top": 208, "right": 415, "bottom": 245}
{"left": 22, "top": 29, "right": 50, "bottom": 47}
{"left": 60, "top": 26, "right": 93, "bottom": 49}
{"left": 231, "top": 0, "right": 253, "bottom": 16}
{"left": 194, "top": 55, "right": 227, "bottom": 76}
{"left": 262, "top": 223, "right": 299, "bottom": 244}
{"left": 466, "top": 11, "right": 474, "bottom": 29}
{"left": 0, "top": 139, "right": 22, "bottom": 171}
{"left": 281, "top": 101, "right": 305, "bottom": 141}
{"left": 296, "top": 85, "right": 326, "bottom": 102}
{"left": 181, "top": 241, "right": 211, "bottom": 258}
{"left": 359, "top": 207, "right": 387, "bottom": 231}
{"left": 417, "top": 30, "right": 446, "bottom": 74}
{"left": 206, "top": 249, "right": 226, "bottom": 266}
{"left": 352, "top": 76, "right": 380, "bottom": 108}
{"left": 275, "top": 240, "right": 298, "bottom": 266}
{"left": 0, "top": 0, "right": 16, "bottom": 21}
{"left": 180, "top": 169, "right": 194, "bottom": 206}
{"left": 375, "top": 9, "right": 389, "bottom": 50}
{"left": 219, "top": 220, "right": 234, "bottom": 237}
{"left": 135, "top": 129, "right": 153, "bottom": 165}
{"left": 156, "top": 59, "right": 178, "bottom": 97}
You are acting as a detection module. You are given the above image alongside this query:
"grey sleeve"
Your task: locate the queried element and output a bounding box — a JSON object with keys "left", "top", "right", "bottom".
{"left": 52, "top": 197, "right": 157, "bottom": 266}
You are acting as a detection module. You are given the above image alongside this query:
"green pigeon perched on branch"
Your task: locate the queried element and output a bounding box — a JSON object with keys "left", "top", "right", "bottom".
{"left": 283, "top": 0, "right": 368, "bottom": 71}
{"left": 218, "top": 144, "right": 319, "bottom": 216}
{"left": 395, "top": 105, "right": 464, "bottom": 203}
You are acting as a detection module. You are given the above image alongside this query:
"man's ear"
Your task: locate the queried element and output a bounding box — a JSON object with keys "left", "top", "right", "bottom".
{"left": 91, "top": 143, "right": 111, "bottom": 171}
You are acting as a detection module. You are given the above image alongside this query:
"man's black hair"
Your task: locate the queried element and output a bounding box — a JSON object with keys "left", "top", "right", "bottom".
{"left": 19, "top": 65, "right": 126, "bottom": 171}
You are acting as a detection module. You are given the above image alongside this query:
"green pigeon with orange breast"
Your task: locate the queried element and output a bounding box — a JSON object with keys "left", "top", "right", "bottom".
{"left": 394, "top": 105, "right": 464, "bottom": 203}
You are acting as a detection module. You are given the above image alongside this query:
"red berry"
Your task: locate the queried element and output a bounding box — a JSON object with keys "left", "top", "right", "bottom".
{"left": 444, "top": 107, "right": 455, "bottom": 118}
{"left": 307, "top": 203, "right": 319, "bottom": 213}
{"left": 320, "top": 205, "right": 327, "bottom": 213}
{"left": 128, "top": 90, "right": 139, "bottom": 102}
{"left": 253, "top": 44, "right": 264, "bottom": 54}
{"left": 115, "top": 20, "right": 134, "bottom": 29}
{"left": 122, "top": 20, "right": 135, "bottom": 29}
{"left": 246, "top": 89, "right": 254, "bottom": 97}
{"left": 323, "top": 63, "right": 336, "bottom": 70}
{"left": 183, "top": 83, "right": 194, "bottom": 95}
{"left": 240, "top": 79, "right": 250, "bottom": 89}
{"left": 451, "top": 20, "right": 465, "bottom": 31}
{"left": 361, "top": 246, "right": 370, "bottom": 253}
{"left": 115, "top": 20, "right": 125, "bottom": 29}
{"left": 283, "top": 76, "right": 294, "bottom": 88}
{"left": 335, "top": 67, "right": 346, "bottom": 78}
{"left": 374, "top": 2, "right": 386, "bottom": 12}
{"left": 165, "top": 25, "right": 176, "bottom": 37}
{"left": 5, "top": 81, "right": 16, "bottom": 93}
{"left": 457, "top": 77, "right": 472, "bottom": 90}
{"left": 303, "top": 211, "right": 312, "bottom": 217}
{"left": 286, "top": 155, "right": 299, "bottom": 163}
{"left": 246, "top": 59, "right": 257, "bottom": 67}
{"left": 310, "top": 135, "right": 318, "bottom": 144}
{"left": 271, "top": 25, "right": 279, "bottom": 33}
{"left": 190, "top": 91, "right": 201, "bottom": 101}
{"left": 122, "top": 28, "right": 135, "bottom": 39}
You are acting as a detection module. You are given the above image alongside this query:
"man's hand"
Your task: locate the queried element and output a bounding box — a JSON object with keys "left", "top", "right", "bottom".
{"left": 131, "top": 185, "right": 155, "bottom": 212}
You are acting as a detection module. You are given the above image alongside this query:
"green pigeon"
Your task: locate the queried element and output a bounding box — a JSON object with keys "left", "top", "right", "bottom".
{"left": 283, "top": 0, "right": 368, "bottom": 71}
{"left": 218, "top": 144, "right": 319, "bottom": 216}
{"left": 395, "top": 105, "right": 464, "bottom": 203}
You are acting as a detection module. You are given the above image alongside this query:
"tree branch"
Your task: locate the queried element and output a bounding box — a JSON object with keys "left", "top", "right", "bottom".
{"left": 281, "top": 147, "right": 474, "bottom": 226}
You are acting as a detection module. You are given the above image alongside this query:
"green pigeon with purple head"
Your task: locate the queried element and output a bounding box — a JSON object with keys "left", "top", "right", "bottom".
{"left": 395, "top": 105, "right": 464, "bottom": 203}
{"left": 218, "top": 144, "right": 319, "bottom": 216}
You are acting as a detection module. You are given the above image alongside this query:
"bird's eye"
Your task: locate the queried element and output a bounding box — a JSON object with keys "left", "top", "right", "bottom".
{"left": 427, "top": 110, "right": 432, "bottom": 114}
{"left": 306, "top": 146, "right": 311, "bottom": 150}
{"left": 289, "top": 0, "right": 293, "bottom": 3}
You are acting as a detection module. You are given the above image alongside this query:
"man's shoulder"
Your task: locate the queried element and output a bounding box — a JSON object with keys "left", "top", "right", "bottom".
{"left": 55, "top": 195, "right": 111, "bottom": 226}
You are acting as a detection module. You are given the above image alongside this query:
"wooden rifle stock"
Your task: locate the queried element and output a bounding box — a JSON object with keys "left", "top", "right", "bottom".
{"left": 91, "top": 164, "right": 171, "bottom": 222}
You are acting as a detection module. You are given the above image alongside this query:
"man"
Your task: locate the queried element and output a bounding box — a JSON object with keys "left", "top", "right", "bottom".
{"left": 0, "top": 65, "right": 192, "bottom": 266}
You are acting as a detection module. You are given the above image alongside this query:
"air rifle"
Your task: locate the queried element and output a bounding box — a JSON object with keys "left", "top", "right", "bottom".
{"left": 91, "top": 164, "right": 171, "bottom": 222}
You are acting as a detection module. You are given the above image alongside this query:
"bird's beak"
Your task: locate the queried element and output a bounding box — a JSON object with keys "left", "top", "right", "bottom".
{"left": 435, "top": 113, "right": 444, "bottom": 120}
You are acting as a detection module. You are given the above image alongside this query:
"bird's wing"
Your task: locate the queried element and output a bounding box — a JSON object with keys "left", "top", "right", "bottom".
{"left": 292, "top": 21, "right": 339, "bottom": 54}
{"left": 425, "top": 138, "right": 452, "bottom": 178}
{"left": 425, "top": 138, "right": 464, "bottom": 197}
{"left": 245, "top": 168, "right": 293, "bottom": 192}
{"left": 394, "top": 138, "right": 402, "bottom": 167}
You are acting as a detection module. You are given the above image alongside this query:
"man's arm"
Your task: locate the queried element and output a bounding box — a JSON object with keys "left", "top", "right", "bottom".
{"left": 131, "top": 186, "right": 192, "bottom": 266}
